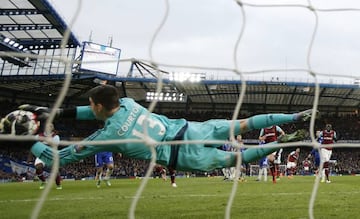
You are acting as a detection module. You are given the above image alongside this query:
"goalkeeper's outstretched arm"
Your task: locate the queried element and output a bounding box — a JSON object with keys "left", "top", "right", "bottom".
{"left": 241, "top": 145, "right": 277, "bottom": 164}
{"left": 31, "top": 141, "right": 107, "bottom": 167}
{"left": 19, "top": 105, "right": 96, "bottom": 121}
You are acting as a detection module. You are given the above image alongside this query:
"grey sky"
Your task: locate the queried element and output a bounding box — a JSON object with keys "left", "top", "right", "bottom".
{"left": 50, "top": 0, "right": 360, "bottom": 84}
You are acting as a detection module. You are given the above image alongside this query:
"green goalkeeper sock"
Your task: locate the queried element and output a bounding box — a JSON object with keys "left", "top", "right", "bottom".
{"left": 247, "top": 113, "right": 295, "bottom": 131}
{"left": 241, "top": 129, "right": 307, "bottom": 163}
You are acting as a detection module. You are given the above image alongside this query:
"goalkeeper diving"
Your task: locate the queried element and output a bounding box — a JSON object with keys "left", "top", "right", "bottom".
{"left": 0, "top": 85, "right": 311, "bottom": 172}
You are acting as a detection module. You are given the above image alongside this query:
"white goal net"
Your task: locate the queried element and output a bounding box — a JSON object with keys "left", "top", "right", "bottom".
{"left": 1, "top": 0, "right": 360, "bottom": 219}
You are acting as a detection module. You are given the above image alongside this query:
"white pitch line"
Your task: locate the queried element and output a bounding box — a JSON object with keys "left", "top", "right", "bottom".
{"left": 1, "top": 190, "right": 358, "bottom": 204}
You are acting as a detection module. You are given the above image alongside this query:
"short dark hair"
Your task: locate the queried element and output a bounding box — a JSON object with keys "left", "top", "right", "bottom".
{"left": 88, "top": 85, "right": 120, "bottom": 111}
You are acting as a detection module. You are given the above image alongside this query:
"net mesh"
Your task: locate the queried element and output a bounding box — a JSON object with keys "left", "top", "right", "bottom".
{"left": 1, "top": 0, "right": 360, "bottom": 219}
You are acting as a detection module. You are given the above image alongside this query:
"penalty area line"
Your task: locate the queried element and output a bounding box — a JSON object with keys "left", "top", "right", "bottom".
{"left": 2, "top": 190, "right": 358, "bottom": 203}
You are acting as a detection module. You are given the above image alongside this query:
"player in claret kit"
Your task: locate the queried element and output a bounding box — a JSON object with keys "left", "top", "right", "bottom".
{"left": 154, "top": 164, "right": 167, "bottom": 181}
{"left": 34, "top": 123, "right": 62, "bottom": 190}
{"left": 154, "top": 164, "right": 177, "bottom": 187}
{"left": 286, "top": 148, "right": 300, "bottom": 179}
{"left": 302, "top": 157, "right": 311, "bottom": 175}
{"left": 318, "top": 124, "right": 337, "bottom": 183}
{"left": 259, "top": 125, "right": 285, "bottom": 183}
{"left": 0, "top": 85, "right": 312, "bottom": 174}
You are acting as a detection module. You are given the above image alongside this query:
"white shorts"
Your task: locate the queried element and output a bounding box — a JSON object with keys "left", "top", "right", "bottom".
{"left": 320, "top": 148, "right": 332, "bottom": 163}
{"left": 286, "top": 162, "right": 296, "bottom": 169}
{"left": 274, "top": 156, "right": 281, "bottom": 165}
{"left": 35, "top": 157, "right": 45, "bottom": 167}
{"left": 272, "top": 150, "right": 282, "bottom": 164}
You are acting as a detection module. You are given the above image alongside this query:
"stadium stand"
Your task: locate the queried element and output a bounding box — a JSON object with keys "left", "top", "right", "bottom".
{"left": 1, "top": 107, "right": 360, "bottom": 181}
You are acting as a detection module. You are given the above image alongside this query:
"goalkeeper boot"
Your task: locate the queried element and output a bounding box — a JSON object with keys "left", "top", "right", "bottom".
{"left": 294, "top": 109, "right": 318, "bottom": 122}
{"left": 105, "top": 180, "right": 111, "bottom": 187}
{"left": 96, "top": 180, "right": 101, "bottom": 188}
{"left": 277, "top": 129, "right": 307, "bottom": 143}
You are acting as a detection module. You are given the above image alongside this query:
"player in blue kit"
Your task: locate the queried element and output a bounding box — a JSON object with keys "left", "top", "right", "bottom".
{"left": 94, "top": 151, "right": 114, "bottom": 188}
{"left": 307, "top": 130, "right": 322, "bottom": 177}
{"left": 4, "top": 85, "right": 310, "bottom": 172}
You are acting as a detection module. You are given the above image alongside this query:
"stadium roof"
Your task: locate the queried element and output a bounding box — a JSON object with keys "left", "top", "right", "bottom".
{"left": 0, "top": 0, "right": 80, "bottom": 51}
{"left": 1, "top": 73, "right": 360, "bottom": 115}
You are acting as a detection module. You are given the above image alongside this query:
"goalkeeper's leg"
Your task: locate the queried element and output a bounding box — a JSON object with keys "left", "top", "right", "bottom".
{"left": 242, "top": 109, "right": 314, "bottom": 133}
{"left": 241, "top": 130, "right": 306, "bottom": 164}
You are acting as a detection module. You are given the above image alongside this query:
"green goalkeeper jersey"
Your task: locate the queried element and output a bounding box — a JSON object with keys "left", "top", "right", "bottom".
{"left": 31, "top": 98, "right": 187, "bottom": 167}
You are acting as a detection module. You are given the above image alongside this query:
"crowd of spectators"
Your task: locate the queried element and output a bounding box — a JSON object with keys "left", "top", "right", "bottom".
{"left": 1, "top": 147, "right": 358, "bottom": 181}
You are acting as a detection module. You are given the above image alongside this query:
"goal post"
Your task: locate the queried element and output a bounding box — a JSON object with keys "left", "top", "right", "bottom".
{"left": 250, "top": 164, "right": 286, "bottom": 177}
{"left": 250, "top": 165, "right": 259, "bottom": 177}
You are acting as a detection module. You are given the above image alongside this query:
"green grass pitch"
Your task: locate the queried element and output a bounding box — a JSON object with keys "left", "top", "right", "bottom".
{"left": 0, "top": 176, "right": 359, "bottom": 219}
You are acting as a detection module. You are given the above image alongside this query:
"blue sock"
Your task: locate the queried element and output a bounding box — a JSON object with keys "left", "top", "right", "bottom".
{"left": 247, "top": 113, "right": 295, "bottom": 131}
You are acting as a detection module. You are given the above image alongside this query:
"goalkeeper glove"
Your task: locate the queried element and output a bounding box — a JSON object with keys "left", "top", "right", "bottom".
{"left": 0, "top": 110, "right": 40, "bottom": 135}
{"left": 0, "top": 117, "right": 10, "bottom": 134}
{"left": 0, "top": 112, "right": 38, "bottom": 149}
{"left": 18, "top": 104, "right": 76, "bottom": 120}
{"left": 18, "top": 105, "right": 53, "bottom": 121}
